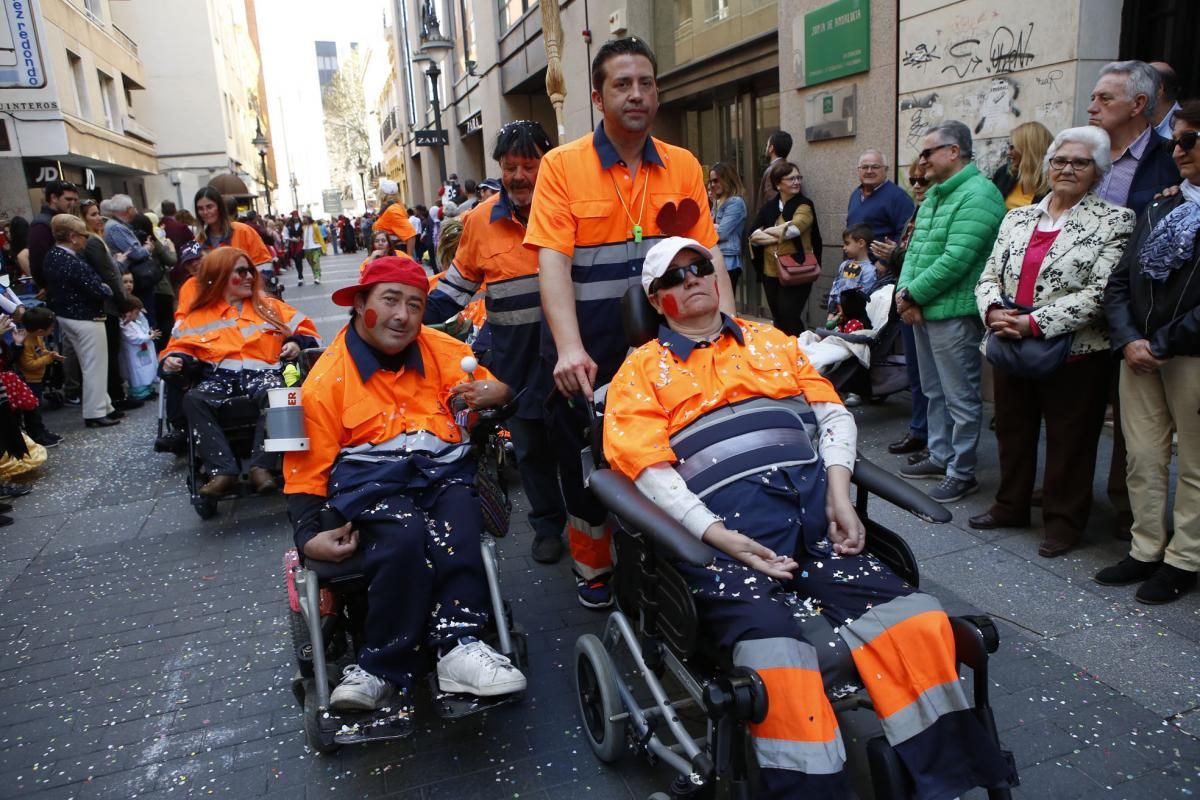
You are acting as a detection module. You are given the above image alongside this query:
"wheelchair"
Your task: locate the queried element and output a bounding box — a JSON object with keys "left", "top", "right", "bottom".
{"left": 158, "top": 348, "right": 319, "bottom": 519}
{"left": 571, "top": 289, "right": 1019, "bottom": 799}
{"left": 283, "top": 406, "right": 525, "bottom": 754}
{"left": 815, "top": 282, "right": 911, "bottom": 403}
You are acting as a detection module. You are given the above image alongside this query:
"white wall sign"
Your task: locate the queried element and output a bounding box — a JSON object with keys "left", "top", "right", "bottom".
{"left": 0, "top": 0, "right": 47, "bottom": 89}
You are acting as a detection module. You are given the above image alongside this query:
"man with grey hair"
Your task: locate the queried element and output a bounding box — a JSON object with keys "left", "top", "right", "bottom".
{"left": 846, "top": 148, "right": 914, "bottom": 249}
{"left": 895, "top": 120, "right": 1005, "bottom": 503}
{"left": 1149, "top": 61, "right": 1181, "bottom": 140}
{"left": 1085, "top": 60, "right": 1180, "bottom": 539}
{"left": 102, "top": 193, "right": 151, "bottom": 268}
{"left": 1087, "top": 60, "right": 1181, "bottom": 217}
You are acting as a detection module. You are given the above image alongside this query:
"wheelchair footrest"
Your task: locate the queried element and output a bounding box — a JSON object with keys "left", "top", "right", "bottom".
{"left": 322, "top": 704, "right": 416, "bottom": 745}
{"left": 427, "top": 674, "right": 523, "bottom": 720}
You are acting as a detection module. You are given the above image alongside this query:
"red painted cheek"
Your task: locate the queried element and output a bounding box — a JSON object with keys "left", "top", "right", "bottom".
{"left": 230, "top": 276, "right": 242, "bottom": 286}
{"left": 364, "top": 309, "right": 378, "bottom": 329}
{"left": 661, "top": 295, "right": 681, "bottom": 318}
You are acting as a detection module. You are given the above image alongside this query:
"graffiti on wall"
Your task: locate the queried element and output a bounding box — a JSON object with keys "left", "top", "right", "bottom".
{"left": 897, "top": 0, "right": 1080, "bottom": 178}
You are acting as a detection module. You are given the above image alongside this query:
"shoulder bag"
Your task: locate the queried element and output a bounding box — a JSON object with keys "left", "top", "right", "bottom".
{"left": 983, "top": 243, "right": 1072, "bottom": 379}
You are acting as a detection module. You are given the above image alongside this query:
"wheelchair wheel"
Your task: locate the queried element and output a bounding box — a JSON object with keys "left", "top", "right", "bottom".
{"left": 574, "top": 634, "right": 625, "bottom": 763}
{"left": 302, "top": 679, "right": 339, "bottom": 755}
{"left": 289, "top": 610, "right": 315, "bottom": 678}
{"left": 194, "top": 497, "right": 218, "bottom": 520}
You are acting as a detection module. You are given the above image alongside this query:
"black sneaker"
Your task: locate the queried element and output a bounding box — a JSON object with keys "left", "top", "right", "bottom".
{"left": 114, "top": 398, "right": 145, "bottom": 411}
{"left": 1094, "top": 556, "right": 1160, "bottom": 587}
{"left": 927, "top": 475, "right": 979, "bottom": 503}
{"left": 33, "top": 433, "right": 62, "bottom": 448}
{"left": 900, "top": 457, "right": 945, "bottom": 480}
{"left": 1135, "top": 564, "right": 1197, "bottom": 605}
{"left": 63, "top": 396, "right": 82, "bottom": 406}
{"left": 576, "top": 575, "right": 614, "bottom": 610}
{"left": 0, "top": 481, "right": 32, "bottom": 500}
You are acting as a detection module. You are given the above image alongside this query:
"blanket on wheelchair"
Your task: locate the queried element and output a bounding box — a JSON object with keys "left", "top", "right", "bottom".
{"left": 327, "top": 452, "right": 476, "bottom": 522}
{"left": 796, "top": 284, "right": 894, "bottom": 372}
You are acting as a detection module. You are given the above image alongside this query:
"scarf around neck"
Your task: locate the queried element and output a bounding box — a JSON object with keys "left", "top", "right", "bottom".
{"left": 1138, "top": 180, "right": 1200, "bottom": 281}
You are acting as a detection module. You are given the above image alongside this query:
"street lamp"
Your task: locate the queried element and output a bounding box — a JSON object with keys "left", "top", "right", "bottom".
{"left": 356, "top": 157, "right": 368, "bottom": 211}
{"left": 418, "top": 2, "right": 453, "bottom": 187}
{"left": 251, "top": 119, "right": 271, "bottom": 215}
{"left": 289, "top": 173, "right": 299, "bottom": 211}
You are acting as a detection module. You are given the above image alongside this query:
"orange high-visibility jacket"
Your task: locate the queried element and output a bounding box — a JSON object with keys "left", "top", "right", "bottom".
{"left": 282, "top": 324, "right": 498, "bottom": 497}
{"left": 163, "top": 296, "right": 319, "bottom": 372}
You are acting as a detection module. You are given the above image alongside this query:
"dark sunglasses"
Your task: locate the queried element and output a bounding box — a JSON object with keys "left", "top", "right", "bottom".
{"left": 910, "top": 176, "right": 929, "bottom": 187}
{"left": 234, "top": 266, "right": 256, "bottom": 278}
{"left": 917, "top": 142, "right": 954, "bottom": 161}
{"left": 650, "top": 258, "right": 715, "bottom": 293}
{"left": 1166, "top": 130, "right": 1199, "bottom": 154}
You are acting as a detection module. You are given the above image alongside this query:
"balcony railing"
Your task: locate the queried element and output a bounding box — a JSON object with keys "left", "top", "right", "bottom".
{"left": 112, "top": 24, "right": 139, "bottom": 57}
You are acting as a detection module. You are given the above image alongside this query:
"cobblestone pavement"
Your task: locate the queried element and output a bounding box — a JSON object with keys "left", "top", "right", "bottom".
{"left": 1, "top": 253, "right": 1197, "bottom": 799}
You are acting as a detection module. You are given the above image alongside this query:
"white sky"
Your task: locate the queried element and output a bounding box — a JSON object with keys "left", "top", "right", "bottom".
{"left": 254, "top": 0, "right": 388, "bottom": 214}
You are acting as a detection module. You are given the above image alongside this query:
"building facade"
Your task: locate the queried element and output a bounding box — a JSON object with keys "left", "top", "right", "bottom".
{"left": 110, "top": 0, "right": 274, "bottom": 216}
{"left": 0, "top": 0, "right": 155, "bottom": 220}
{"left": 382, "top": 0, "right": 1190, "bottom": 313}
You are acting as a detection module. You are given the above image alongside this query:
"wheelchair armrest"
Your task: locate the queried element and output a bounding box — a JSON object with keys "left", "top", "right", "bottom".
{"left": 853, "top": 455, "right": 952, "bottom": 523}
{"left": 586, "top": 468, "right": 713, "bottom": 566}
{"left": 301, "top": 550, "right": 367, "bottom": 584}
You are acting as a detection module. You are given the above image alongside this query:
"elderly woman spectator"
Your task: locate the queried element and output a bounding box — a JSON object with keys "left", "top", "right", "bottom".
{"left": 41, "top": 214, "right": 120, "bottom": 427}
{"left": 1096, "top": 101, "right": 1200, "bottom": 604}
{"left": 991, "top": 122, "right": 1054, "bottom": 209}
{"left": 708, "top": 162, "right": 748, "bottom": 292}
{"left": 749, "top": 160, "right": 822, "bottom": 335}
{"left": 972, "top": 126, "right": 1135, "bottom": 557}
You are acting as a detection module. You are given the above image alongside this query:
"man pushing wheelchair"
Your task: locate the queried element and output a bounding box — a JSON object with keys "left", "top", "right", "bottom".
{"left": 282, "top": 256, "right": 526, "bottom": 716}
{"left": 601, "top": 237, "right": 1011, "bottom": 799}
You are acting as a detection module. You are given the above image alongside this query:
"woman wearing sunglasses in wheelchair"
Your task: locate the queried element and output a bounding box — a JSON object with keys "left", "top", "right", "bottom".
{"left": 601, "top": 237, "right": 1011, "bottom": 799}
{"left": 159, "top": 248, "right": 320, "bottom": 497}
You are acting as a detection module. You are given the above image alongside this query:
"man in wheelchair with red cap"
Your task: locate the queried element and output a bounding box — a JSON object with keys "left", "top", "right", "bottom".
{"left": 601, "top": 237, "right": 1009, "bottom": 799}
{"left": 282, "top": 256, "right": 526, "bottom": 714}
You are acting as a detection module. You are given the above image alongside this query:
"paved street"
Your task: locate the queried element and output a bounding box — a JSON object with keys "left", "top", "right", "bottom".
{"left": 1, "top": 251, "right": 1197, "bottom": 800}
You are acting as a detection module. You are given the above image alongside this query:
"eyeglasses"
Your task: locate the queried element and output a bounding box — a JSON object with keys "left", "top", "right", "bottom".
{"left": 649, "top": 258, "right": 715, "bottom": 293}
{"left": 781, "top": 174, "right": 803, "bottom": 183}
{"left": 917, "top": 143, "right": 954, "bottom": 161}
{"left": 79, "top": 199, "right": 97, "bottom": 208}
{"left": 910, "top": 176, "right": 929, "bottom": 187}
{"left": 1049, "top": 156, "right": 1095, "bottom": 171}
{"left": 858, "top": 164, "right": 884, "bottom": 171}
{"left": 233, "top": 266, "right": 256, "bottom": 278}
{"left": 1165, "top": 130, "right": 1199, "bottom": 154}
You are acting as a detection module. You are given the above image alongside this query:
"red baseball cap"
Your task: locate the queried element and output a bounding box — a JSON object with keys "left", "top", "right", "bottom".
{"left": 331, "top": 255, "right": 428, "bottom": 306}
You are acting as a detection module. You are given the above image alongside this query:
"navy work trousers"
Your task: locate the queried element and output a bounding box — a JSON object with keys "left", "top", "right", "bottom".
{"left": 355, "top": 480, "right": 490, "bottom": 692}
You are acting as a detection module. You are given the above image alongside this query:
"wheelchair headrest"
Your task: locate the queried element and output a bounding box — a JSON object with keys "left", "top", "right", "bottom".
{"left": 622, "top": 286, "right": 663, "bottom": 348}
{"left": 301, "top": 347, "right": 326, "bottom": 372}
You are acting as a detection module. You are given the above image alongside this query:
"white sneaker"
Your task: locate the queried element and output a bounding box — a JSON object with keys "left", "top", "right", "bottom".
{"left": 436, "top": 639, "right": 527, "bottom": 697}
{"left": 329, "top": 664, "right": 393, "bottom": 711}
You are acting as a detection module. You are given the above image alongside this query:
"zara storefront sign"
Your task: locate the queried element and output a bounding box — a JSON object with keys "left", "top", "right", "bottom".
{"left": 1, "top": 0, "right": 48, "bottom": 89}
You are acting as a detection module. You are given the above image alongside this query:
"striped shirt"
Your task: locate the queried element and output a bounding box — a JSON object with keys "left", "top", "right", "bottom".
{"left": 1097, "top": 125, "right": 1152, "bottom": 209}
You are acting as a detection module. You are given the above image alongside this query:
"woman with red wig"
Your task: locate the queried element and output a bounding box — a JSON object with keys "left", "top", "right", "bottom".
{"left": 161, "top": 248, "right": 320, "bottom": 497}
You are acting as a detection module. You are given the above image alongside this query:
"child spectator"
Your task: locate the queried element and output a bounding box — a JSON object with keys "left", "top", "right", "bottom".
{"left": 827, "top": 223, "right": 877, "bottom": 327}
{"left": 14, "top": 306, "right": 63, "bottom": 447}
{"left": 119, "top": 296, "right": 159, "bottom": 401}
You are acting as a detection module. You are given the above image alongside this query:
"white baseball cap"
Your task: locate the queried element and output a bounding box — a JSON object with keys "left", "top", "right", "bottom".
{"left": 641, "top": 236, "right": 714, "bottom": 296}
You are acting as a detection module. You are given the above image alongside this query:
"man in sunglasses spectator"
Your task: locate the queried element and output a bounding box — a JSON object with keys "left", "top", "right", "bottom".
{"left": 895, "top": 121, "right": 1005, "bottom": 503}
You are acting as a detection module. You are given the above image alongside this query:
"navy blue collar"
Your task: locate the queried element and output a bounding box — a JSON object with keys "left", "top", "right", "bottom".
{"left": 656, "top": 314, "right": 744, "bottom": 361}
{"left": 488, "top": 187, "right": 525, "bottom": 225}
{"left": 593, "top": 123, "right": 665, "bottom": 171}
{"left": 346, "top": 321, "right": 424, "bottom": 383}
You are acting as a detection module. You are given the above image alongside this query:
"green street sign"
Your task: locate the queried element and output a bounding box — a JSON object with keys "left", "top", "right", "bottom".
{"left": 823, "top": 96, "right": 834, "bottom": 114}
{"left": 802, "top": 0, "right": 870, "bottom": 87}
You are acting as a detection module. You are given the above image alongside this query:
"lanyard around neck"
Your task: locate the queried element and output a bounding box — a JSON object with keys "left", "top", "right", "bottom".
{"left": 609, "top": 166, "right": 651, "bottom": 243}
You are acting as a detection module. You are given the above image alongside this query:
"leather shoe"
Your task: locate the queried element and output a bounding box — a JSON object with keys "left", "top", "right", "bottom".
{"left": 248, "top": 467, "right": 278, "bottom": 495}
{"left": 968, "top": 510, "right": 1030, "bottom": 530}
{"left": 1037, "top": 537, "right": 1076, "bottom": 558}
{"left": 107, "top": 410, "right": 126, "bottom": 420}
{"left": 531, "top": 536, "right": 564, "bottom": 564}
{"left": 198, "top": 474, "right": 237, "bottom": 497}
{"left": 888, "top": 434, "right": 927, "bottom": 455}
{"left": 84, "top": 417, "right": 121, "bottom": 428}
{"left": 114, "top": 398, "right": 144, "bottom": 411}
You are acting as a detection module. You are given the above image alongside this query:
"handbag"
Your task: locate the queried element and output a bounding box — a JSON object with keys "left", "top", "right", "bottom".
{"left": 983, "top": 244, "right": 1072, "bottom": 378}
{"left": 774, "top": 223, "right": 820, "bottom": 286}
